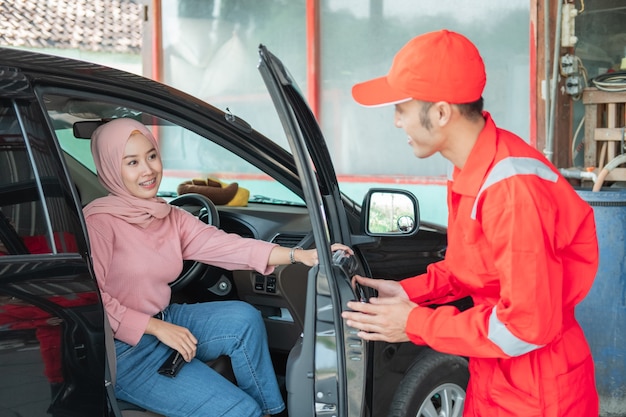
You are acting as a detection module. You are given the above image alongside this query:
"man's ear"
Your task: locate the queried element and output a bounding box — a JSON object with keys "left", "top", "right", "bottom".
{"left": 433, "top": 101, "right": 453, "bottom": 126}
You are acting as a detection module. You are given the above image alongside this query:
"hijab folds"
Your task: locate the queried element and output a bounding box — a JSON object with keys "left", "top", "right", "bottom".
{"left": 83, "top": 118, "right": 171, "bottom": 228}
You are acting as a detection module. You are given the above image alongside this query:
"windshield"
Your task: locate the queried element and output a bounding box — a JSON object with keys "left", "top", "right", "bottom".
{"left": 43, "top": 93, "right": 304, "bottom": 206}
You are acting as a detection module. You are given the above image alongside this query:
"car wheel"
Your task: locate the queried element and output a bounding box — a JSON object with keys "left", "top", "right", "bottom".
{"left": 388, "top": 349, "right": 469, "bottom": 417}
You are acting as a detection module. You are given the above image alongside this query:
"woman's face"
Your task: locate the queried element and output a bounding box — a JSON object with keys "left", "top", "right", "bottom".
{"left": 120, "top": 132, "right": 163, "bottom": 199}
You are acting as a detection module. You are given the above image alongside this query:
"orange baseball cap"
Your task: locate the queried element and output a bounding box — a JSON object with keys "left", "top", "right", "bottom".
{"left": 352, "top": 29, "right": 486, "bottom": 107}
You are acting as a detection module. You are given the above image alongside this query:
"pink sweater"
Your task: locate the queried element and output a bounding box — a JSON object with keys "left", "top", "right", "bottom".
{"left": 86, "top": 206, "right": 277, "bottom": 345}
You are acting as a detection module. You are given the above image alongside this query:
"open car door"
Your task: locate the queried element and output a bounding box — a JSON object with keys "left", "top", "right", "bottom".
{"left": 258, "top": 45, "right": 369, "bottom": 417}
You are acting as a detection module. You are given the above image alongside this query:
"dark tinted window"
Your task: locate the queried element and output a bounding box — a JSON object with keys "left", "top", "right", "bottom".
{"left": 0, "top": 100, "right": 81, "bottom": 255}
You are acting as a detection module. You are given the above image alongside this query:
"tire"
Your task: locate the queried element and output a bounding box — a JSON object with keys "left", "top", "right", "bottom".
{"left": 388, "top": 349, "right": 469, "bottom": 417}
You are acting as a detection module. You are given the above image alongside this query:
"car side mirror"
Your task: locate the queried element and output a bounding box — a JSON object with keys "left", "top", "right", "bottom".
{"left": 361, "top": 189, "right": 420, "bottom": 236}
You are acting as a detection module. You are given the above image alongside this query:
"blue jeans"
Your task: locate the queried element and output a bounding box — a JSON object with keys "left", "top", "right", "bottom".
{"left": 114, "top": 301, "right": 285, "bottom": 417}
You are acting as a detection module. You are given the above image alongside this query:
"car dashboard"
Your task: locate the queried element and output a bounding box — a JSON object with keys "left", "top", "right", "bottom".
{"left": 217, "top": 204, "right": 313, "bottom": 352}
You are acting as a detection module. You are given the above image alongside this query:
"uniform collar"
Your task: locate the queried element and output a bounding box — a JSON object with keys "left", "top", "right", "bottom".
{"left": 450, "top": 112, "right": 497, "bottom": 197}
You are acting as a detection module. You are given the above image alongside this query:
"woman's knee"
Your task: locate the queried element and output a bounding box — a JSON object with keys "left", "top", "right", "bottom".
{"left": 219, "top": 302, "right": 266, "bottom": 348}
{"left": 230, "top": 301, "right": 263, "bottom": 325}
{"left": 179, "top": 301, "right": 263, "bottom": 340}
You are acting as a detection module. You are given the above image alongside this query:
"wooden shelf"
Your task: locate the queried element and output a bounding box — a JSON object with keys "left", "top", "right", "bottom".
{"left": 583, "top": 88, "right": 626, "bottom": 181}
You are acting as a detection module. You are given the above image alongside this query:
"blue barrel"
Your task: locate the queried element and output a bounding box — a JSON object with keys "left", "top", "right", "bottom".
{"left": 576, "top": 189, "right": 626, "bottom": 417}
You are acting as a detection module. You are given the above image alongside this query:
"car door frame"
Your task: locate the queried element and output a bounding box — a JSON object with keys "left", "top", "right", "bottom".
{"left": 258, "top": 44, "right": 370, "bottom": 417}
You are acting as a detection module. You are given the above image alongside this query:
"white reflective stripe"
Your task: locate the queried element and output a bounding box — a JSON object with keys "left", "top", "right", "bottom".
{"left": 488, "top": 306, "right": 544, "bottom": 356}
{"left": 471, "top": 157, "right": 558, "bottom": 219}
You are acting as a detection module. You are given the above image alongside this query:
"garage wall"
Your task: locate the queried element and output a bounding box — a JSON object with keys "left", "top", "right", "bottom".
{"left": 160, "top": 0, "right": 530, "bottom": 179}
{"left": 159, "top": 0, "right": 530, "bottom": 225}
{"left": 319, "top": 0, "right": 529, "bottom": 178}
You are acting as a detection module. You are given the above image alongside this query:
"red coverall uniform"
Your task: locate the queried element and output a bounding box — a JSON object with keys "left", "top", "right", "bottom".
{"left": 400, "top": 113, "right": 599, "bottom": 416}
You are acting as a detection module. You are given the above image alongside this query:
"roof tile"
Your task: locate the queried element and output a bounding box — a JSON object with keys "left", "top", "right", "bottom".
{"left": 0, "top": 0, "right": 142, "bottom": 53}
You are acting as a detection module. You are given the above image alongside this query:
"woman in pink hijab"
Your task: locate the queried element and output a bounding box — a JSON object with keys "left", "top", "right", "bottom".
{"left": 84, "top": 118, "right": 351, "bottom": 417}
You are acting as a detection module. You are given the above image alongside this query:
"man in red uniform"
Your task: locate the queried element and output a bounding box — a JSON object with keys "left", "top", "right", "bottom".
{"left": 342, "top": 29, "right": 599, "bottom": 416}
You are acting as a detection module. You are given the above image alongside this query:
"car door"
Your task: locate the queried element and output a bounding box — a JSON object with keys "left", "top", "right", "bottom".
{"left": 0, "top": 69, "right": 106, "bottom": 416}
{"left": 258, "top": 45, "right": 369, "bottom": 417}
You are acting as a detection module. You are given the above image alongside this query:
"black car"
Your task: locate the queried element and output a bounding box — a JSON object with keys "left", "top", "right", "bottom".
{"left": 0, "top": 45, "right": 468, "bottom": 417}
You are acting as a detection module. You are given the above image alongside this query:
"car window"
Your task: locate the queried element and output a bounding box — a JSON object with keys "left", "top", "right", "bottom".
{"left": 0, "top": 99, "right": 80, "bottom": 255}
{"left": 43, "top": 93, "right": 305, "bottom": 206}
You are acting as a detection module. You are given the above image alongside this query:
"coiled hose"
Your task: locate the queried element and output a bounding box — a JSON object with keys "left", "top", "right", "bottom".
{"left": 591, "top": 71, "right": 626, "bottom": 93}
{"left": 593, "top": 153, "right": 626, "bottom": 192}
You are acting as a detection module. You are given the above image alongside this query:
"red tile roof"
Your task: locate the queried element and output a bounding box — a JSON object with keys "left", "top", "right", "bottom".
{"left": 0, "top": 0, "right": 142, "bottom": 53}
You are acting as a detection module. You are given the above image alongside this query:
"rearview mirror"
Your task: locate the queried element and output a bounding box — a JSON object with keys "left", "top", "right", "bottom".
{"left": 73, "top": 120, "right": 107, "bottom": 139}
{"left": 362, "top": 189, "right": 419, "bottom": 236}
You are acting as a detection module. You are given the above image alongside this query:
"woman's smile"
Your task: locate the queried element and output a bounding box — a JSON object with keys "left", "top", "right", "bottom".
{"left": 121, "top": 132, "right": 163, "bottom": 198}
{"left": 140, "top": 178, "right": 157, "bottom": 189}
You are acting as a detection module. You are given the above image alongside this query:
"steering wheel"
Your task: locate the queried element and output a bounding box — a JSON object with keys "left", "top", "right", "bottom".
{"left": 168, "top": 193, "right": 220, "bottom": 291}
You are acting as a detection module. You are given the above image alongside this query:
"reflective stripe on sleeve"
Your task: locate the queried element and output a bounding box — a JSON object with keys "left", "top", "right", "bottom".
{"left": 471, "top": 157, "right": 558, "bottom": 219}
{"left": 488, "top": 306, "right": 544, "bottom": 356}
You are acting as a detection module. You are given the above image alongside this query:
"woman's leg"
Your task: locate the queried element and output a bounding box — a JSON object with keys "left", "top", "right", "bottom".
{"left": 167, "top": 301, "right": 285, "bottom": 416}
{"left": 114, "top": 337, "right": 262, "bottom": 417}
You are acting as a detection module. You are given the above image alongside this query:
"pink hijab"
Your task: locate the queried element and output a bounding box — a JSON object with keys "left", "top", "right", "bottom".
{"left": 83, "top": 118, "right": 171, "bottom": 228}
